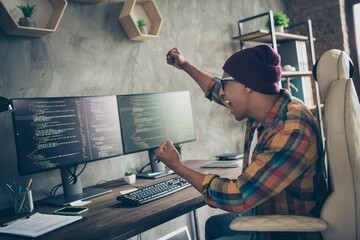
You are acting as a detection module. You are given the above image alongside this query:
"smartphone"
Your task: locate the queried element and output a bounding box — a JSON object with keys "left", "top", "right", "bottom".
{"left": 54, "top": 207, "right": 89, "bottom": 215}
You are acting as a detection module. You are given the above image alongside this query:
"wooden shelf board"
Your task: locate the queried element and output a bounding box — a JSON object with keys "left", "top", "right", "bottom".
{"left": 309, "top": 104, "right": 324, "bottom": 110}
{"left": 233, "top": 29, "right": 312, "bottom": 43}
{"left": 132, "top": 33, "right": 158, "bottom": 41}
{"left": 282, "top": 71, "right": 313, "bottom": 78}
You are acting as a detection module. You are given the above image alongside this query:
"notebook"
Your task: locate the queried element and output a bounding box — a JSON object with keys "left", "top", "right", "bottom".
{"left": 202, "top": 160, "right": 242, "bottom": 168}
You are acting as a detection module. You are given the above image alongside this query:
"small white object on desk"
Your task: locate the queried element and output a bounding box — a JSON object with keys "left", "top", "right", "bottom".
{"left": 70, "top": 200, "right": 91, "bottom": 206}
{"left": 120, "top": 187, "right": 138, "bottom": 195}
{"left": 124, "top": 174, "right": 136, "bottom": 184}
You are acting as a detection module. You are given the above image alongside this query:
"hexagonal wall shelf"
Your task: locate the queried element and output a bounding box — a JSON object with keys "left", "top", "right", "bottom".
{"left": 0, "top": 0, "right": 67, "bottom": 37}
{"left": 119, "top": 0, "right": 163, "bottom": 41}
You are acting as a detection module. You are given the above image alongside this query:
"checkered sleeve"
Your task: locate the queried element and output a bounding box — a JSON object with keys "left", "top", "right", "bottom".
{"left": 201, "top": 127, "right": 316, "bottom": 214}
{"left": 204, "top": 77, "right": 224, "bottom": 105}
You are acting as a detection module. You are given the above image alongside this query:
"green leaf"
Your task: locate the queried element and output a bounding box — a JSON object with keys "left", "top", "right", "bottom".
{"left": 17, "top": 0, "right": 36, "bottom": 18}
{"left": 174, "top": 144, "right": 182, "bottom": 155}
{"left": 137, "top": 19, "right": 146, "bottom": 27}
{"left": 265, "top": 12, "right": 289, "bottom": 29}
{"left": 125, "top": 170, "right": 135, "bottom": 176}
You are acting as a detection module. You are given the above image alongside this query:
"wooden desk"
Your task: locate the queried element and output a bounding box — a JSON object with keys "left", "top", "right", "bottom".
{"left": 0, "top": 160, "right": 241, "bottom": 240}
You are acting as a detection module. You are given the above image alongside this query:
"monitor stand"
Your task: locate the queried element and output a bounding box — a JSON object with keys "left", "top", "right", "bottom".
{"left": 45, "top": 165, "right": 112, "bottom": 206}
{"left": 136, "top": 149, "right": 174, "bottom": 179}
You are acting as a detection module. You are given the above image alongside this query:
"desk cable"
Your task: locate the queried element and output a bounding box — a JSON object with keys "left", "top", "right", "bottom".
{"left": 48, "top": 163, "right": 87, "bottom": 198}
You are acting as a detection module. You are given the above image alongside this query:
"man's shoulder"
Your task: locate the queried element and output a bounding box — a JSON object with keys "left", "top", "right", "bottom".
{"left": 287, "top": 98, "right": 312, "bottom": 114}
{"left": 281, "top": 98, "right": 317, "bottom": 132}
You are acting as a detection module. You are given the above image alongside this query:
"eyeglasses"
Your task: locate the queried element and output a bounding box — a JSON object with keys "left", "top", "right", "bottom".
{"left": 220, "top": 77, "right": 235, "bottom": 91}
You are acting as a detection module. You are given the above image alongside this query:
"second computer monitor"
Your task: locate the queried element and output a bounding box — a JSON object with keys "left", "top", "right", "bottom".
{"left": 117, "top": 91, "right": 196, "bottom": 174}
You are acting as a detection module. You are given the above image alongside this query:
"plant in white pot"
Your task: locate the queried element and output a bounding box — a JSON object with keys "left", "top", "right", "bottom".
{"left": 17, "top": 0, "right": 36, "bottom": 28}
{"left": 137, "top": 19, "right": 147, "bottom": 35}
{"left": 265, "top": 12, "right": 289, "bottom": 33}
{"left": 124, "top": 170, "right": 136, "bottom": 184}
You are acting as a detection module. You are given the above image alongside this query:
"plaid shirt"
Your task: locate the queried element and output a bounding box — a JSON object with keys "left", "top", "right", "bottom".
{"left": 202, "top": 78, "right": 327, "bottom": 239}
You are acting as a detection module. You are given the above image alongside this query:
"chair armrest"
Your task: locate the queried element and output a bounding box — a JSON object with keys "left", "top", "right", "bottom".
{"left": 230, "top": 215, "right": 327, "bottom": 232}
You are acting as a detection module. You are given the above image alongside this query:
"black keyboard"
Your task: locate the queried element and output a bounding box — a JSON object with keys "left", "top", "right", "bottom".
{"left": 117, "top": 176, "right": 191, "bottom": 206}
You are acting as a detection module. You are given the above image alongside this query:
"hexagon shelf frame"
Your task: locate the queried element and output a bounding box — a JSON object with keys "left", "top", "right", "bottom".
{"left": 0, "top": 0, "right": 67, "bottom": 37}
{"left": 119, "top": 0, "right": 163, "bottom": 41}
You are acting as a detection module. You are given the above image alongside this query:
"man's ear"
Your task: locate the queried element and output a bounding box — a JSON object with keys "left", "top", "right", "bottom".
{"left": 244, "top": 85, "right": 252, "bottom": 93}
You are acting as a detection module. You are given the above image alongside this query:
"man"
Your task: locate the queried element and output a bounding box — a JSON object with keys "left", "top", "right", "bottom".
{"left": 155, "top": 45, "right": 327, "bottom": 240}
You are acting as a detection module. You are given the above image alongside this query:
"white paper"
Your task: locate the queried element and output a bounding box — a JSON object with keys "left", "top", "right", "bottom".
{"left": 70, "top": 200, "right": 91, "bottom": 206}
{"left": 119, "top": 187, "right": 138, "bottom": 195}
{"left": 0, "top": 212, "right": 82, "bottom": 237}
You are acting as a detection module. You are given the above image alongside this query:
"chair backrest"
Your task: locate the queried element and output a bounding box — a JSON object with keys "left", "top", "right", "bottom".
{"left": 315, "top": 49, "right": 360, "bottom": 240}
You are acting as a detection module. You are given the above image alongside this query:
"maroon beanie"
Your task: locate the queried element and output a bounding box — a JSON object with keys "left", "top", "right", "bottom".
{"left": 222, "top": 44, "right": 282, "bottom": 95}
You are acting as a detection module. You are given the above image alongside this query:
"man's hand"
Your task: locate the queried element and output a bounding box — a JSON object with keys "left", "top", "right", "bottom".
{"left": 155, "top": 140, "right": 182, "bottom": 171}
{"left": 166, "top": 48, "right": 186, "bottom": 70}
{"left": 166, "top": 47, "right": 214, "bottom": 93}
{"left": 156, "top": 140, "right": 206, "bottom": 193}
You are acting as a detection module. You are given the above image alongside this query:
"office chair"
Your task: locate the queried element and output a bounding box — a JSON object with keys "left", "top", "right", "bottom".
{"left": 229, "top": 49, "right": 359, "bottom": 240}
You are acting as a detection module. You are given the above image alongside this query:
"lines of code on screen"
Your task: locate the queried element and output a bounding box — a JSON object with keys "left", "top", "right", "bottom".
{"left": 117, "top": 91, "right": 196, "bottom": 154}
{"left": 12, "top": 96, "right": 123, "bottom": 175}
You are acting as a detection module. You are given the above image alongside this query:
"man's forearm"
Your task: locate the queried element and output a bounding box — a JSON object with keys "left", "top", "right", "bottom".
{"left": 171, "top": 163, "right": 206, "bottom": 193}
{"left": 182, "top": 61, "right": 214, "bottom": 94}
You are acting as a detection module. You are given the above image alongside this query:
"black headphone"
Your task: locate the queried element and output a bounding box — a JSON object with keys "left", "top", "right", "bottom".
{"left": 313, "top": 54, "right": 354, "bottom": 81}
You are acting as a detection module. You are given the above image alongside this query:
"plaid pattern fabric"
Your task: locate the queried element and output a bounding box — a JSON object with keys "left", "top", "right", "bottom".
{"left": 202, "top": 77, "right": 327, "bottom": 240}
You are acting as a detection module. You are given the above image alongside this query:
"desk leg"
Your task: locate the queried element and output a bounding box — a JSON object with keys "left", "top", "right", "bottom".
{"left": 192, "top": 210, "right": 200, "bottom": 240}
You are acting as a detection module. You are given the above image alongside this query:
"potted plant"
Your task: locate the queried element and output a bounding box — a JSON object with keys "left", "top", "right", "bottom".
{"left": 137, "top": 19, "right": 147, "bottom": 34}
{"left": 265, "top": 12, "right": 289, "bottom": 33}
{"left": 174, "top": 144, "right": 182, "bottom": 158}
{"left": 17, "top": 0, "right": 36, "bottom": 28}
{"left": 124, "top": 170, "right": 136, "bottom": 184}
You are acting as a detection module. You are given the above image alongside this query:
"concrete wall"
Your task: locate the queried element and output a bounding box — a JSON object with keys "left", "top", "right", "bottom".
{"left": 0, "top": 0, "right": 290, "bottom": 239}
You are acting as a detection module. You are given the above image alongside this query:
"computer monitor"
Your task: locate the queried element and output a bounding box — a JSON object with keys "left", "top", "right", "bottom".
{"left": 11, "top": 96, "right": 123, "bottom": 205}
{"left": 117, "top": 91, "right": 196, "bottom": 178}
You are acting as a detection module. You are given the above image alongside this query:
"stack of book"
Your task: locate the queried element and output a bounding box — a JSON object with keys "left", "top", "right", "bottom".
{"left": 202, "top": 153, "right": 243, "bottom": 168}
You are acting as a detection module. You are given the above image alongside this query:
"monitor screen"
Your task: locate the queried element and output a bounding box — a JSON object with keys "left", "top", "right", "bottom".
{"left": 117, "top": 91, "right": 196, "bottom": 154}
{"left": 12, "top": 96, "right": 123, "bottom": 176}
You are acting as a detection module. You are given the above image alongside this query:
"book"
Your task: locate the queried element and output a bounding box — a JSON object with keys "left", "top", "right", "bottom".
{"left": 202, "top": 160, "right": 243, "bottom": 168}
{"left": 215, "top": 153, "right": 244, "bottom": 160}
{"left": 0, "top": 212, "right": 82, "bottom": 238}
